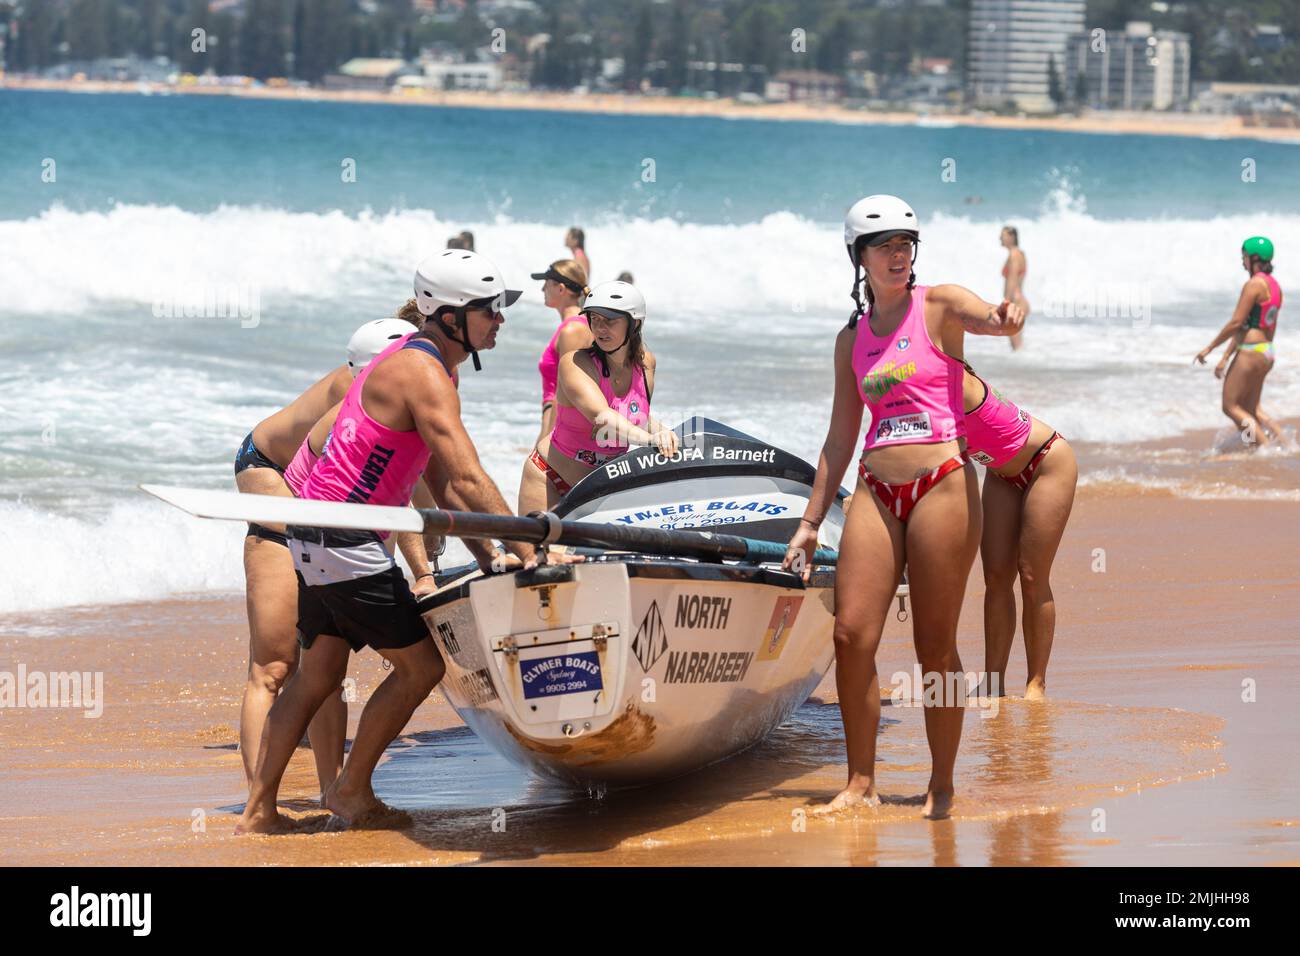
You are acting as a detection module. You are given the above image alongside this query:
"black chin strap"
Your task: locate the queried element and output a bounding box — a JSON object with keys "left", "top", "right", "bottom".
{"left": 435, "top": 307, "right": 481, "bottom": 371}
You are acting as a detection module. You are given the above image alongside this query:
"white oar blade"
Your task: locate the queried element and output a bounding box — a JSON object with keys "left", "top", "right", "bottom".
{"left": 139, "top": 485, "right": 425, "bottom": 534}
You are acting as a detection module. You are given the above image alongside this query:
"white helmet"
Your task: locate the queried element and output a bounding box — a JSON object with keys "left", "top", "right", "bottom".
{"left": 413, "top": 249, "right": 520, "bottom": 370}
{"left": 582, "top": 280, "right": 647, "bottom": 325}
{"left": 843, "top": 194, "right": 919, "bottom": 264}
{"left": 413, "top": 248, "right": 521, "bottom": 316}
{"left": 346, "top": 318, "right": 414, "bottom": 376}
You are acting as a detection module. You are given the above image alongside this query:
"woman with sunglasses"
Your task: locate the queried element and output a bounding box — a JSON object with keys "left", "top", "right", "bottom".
{"left": 518, "top": 280, "right": 678, "bottom": 514}
{"left": 531, "top": 259, "right": 593, "bottom": 446}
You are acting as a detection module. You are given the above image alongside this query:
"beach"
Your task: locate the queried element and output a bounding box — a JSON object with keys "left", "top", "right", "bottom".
{"left": 6, "top": 76, "right": 1300, "bottom": 145}
{"left": 2, "top": 81, "right": 1298, "bottom": 869}
{"left": 3, "top": 464, "right": 1296, "bottom": 867}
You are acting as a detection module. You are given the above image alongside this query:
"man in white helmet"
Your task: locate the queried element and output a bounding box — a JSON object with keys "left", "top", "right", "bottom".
{"left": 233, "top": 313, "right": 434, "bottom": 815}
{"left": 239, "top": 250, "right": 536, "bottom": 834}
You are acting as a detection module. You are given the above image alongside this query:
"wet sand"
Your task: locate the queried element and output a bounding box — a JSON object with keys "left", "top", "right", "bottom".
{"left": 1, "top": 485, "right": 1296, "bottom": 866}
{"left": 6, "top": 77, "right": 1300, "bottom": 145}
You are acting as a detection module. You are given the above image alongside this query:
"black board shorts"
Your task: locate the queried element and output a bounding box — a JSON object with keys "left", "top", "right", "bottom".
{"left": 295, "top": 566, "right": 428, "bottom": 654}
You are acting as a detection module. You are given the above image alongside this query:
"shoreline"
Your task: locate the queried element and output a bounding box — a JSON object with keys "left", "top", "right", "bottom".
{"left": 7, "top": 77, "right": 1300, "bottom": 145}
{"left": 2, "top": 494, "right": 1297, "bottom": 865}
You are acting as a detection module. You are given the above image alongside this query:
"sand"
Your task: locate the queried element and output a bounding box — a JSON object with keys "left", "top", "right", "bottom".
{"left": 5, "top": 77, "right": 1300, "bottom": 145}
{"left": 2, "top": 477, "right": 1296, "bottom": 866}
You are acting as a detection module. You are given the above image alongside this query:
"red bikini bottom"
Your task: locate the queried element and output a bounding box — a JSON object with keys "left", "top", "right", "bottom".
{"left": 859, "top": 452, "right": 969, "bottom": 523}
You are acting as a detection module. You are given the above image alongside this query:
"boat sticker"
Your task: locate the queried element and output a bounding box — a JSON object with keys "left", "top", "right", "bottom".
{"left": 675, "top": 594, "right": 732, "bottom": 629}
{"left": 456, "top": 667, "right": 499, "bottom": 706}
{"left": 435, "top": 620, "right": 461, "bottom": 658}
{"left": 519, "top": 652, "right": 604, "bottom": 700}
{"left": 875, "top": 412, "right": 932, "bottom": 443}
{"left": 758, "top": 596, "right": 804, "bottom": 661}
{"left": 580, "top": 492, "right": 803, "bottom": 531}
{"left": 663, "top": 650, "right": 754, "bottom": 684}
{"left": 632, "top": 601, "right": 669, "bottom": 673}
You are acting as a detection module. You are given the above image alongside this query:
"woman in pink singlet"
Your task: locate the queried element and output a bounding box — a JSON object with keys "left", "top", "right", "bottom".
{"left": 518, "top": 280, "right": 678, "bottom": 515}
{"left": 530, "top": 259, "right": 593, "bottom": 446}
{"left": 960, "top": 364, "right": 1077, "bottom": 700}
{"left": 783, "top": 195, "right": 1024, "bottom": 820}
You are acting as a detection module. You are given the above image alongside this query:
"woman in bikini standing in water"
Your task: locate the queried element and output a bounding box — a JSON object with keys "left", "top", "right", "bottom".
{"left": 961, "top": 363, "right": 1077, "bottom": 700}
{"left": 518, "top": 280, "right": 678, "bottom": 515}
{"left": 784, "top": 195, "right": 1023, "bottom": 819}
{"left": 1195, "top": 236, "right": 1284, "bottom": 447}
{"left": 1001, "top": 226, "right": 1029, "bottom": 351}
{"left": 531, "top": 258, "right": 593, "bottom": 447}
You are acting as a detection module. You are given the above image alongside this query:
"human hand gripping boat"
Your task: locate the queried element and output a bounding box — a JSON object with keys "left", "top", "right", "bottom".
{"left": 143, "top": 418, "right": 909, "bottom": 787}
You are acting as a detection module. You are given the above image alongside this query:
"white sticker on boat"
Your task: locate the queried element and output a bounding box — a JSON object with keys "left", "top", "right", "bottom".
{"left": 582, "top": 492, "right": 806, "bottom": 531}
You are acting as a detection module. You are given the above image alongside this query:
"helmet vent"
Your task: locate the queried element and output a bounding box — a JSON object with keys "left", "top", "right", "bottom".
{"left": 610, "top": 294, "right": 623, "bottom": 299}
{"left": 482, "top": 275, "right": 494, "bottom": 282}
{"left": 867, "top": 213, "right": 880, "bottom": 218}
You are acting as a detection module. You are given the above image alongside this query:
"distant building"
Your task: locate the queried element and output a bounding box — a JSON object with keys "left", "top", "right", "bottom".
{"left": 413, "top": 61, "right": 503, "bottom": 91}
{"left": 1066, "top": 21, "right": 1191, "bottom": 111}
{"left": 967, "top": 0, "right": 1086, "bottom": 111}
{"left": 765, "top": 69, "right": 845, "bottom": 103}
{"left": 323, "top": 58, "right": 420, "bottom": 91}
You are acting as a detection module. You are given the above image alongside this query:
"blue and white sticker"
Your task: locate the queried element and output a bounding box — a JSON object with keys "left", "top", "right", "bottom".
{"left": 519, "top": 651, "right": 604, "bottom": 700}
{"left": 896, "top": 336, "right": 911, "bottom": 351}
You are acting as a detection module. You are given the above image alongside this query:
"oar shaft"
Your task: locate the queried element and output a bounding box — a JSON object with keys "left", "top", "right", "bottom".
{"left": 416, "top": 508, "right": 838, "bottom": 566}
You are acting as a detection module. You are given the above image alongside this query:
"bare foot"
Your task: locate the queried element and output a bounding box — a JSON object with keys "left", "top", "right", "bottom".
{"left": 812, "top": 784, "right": 881, "bottom": 816}
{"left": 1024, "top": 679, "right": 1047, "bottom": 701}
{"left": 922, "top": 790, "right": 954, "bottom": 820}
{"left": 324, "top": 783, "right": 411, "bottom": 830}
{"left": 236, "top": 803, "right": 293, "bottom": 835}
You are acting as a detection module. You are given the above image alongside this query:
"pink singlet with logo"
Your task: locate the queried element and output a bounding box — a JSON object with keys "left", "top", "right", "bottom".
{"left": 549, "top": 353, "right": 650, "bottom": 466}
{"left": 283, "top": 437, "right": 319, "bottom": 497}
{"left": 299, "top": 332, "right": 434, "bottom": 535}
{"left": 852, "top": 284, "right": 966, "bottom": 452}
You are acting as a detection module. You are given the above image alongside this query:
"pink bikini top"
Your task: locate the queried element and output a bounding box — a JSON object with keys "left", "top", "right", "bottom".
{"left": 300, "top": 333, "right": 451, "bottom": 535}
{"left": 851, "top": 284, "right": 966, "bottom": 453}
{"left": 549, "top": 352, "right": 650, "bottom": 463}
{"left": 962, "top": 372, "right": 1033, "bottom": 468}
{"left": 538, "top": 314, "right": 587, "bottom": 405}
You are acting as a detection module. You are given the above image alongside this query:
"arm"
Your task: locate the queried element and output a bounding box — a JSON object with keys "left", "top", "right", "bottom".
{"left": 410, "top": 365, "right": 536, "bottom": 570}
{"left": 399, "top": 479, "right": 443, "bottom": 595}
{"left": 1197, "top": 282, "right": 1257, "bottom": 363}
{"left": 784, "top": 327, "right": 865, "bottom": 582}
{"left": 929, "top": 283, "right": 1024, "bottom": 339}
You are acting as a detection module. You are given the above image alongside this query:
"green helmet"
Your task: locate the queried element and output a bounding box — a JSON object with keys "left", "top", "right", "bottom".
{"left": 1242, "top": 236, "right": 1274, "bottom": 262}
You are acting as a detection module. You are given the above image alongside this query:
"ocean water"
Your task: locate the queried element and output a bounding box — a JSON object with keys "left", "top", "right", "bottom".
{"left": 1, "top": 89, "right": 1297, "bottom": 613}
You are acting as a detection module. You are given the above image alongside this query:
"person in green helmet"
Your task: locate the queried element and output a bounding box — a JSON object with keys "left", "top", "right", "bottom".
{"left": 1195, "top": 237, "right": 1284, "bottom": 447}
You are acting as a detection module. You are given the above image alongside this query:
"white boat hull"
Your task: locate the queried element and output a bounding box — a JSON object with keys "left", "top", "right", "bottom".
{"left": 419, "top": 558, "right": 836, "bottom": 786}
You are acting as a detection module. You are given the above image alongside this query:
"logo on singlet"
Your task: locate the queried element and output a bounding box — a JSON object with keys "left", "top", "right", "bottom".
{"left": 896, "top": 337, "right": 910, "bottom": 351}
{"left": 629, "top": 400, "right": 640, "bottom": 416}
{"left": 875, "top": 412, "right": 932, "bottom": 443}
{"left": 339, "top": 417, "right": 358, "bottom": 443}
{"left": 862, "top": 359, "right": 919, "bottom": 403}
{"left": 971, "top": 450, "right": 996, "bottom": 465}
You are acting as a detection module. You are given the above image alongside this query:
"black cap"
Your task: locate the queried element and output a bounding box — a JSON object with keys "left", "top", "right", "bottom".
{"left": 531, "top": 267, "right": 585, "bottom": 294}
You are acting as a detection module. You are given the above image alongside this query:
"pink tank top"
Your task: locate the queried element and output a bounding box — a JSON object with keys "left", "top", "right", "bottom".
{"left": 852, "top": 285, "right": 966, "bottom": 453}
{"left": 963, "top": 374, "right": 1033, "bottom": 468}
{"left": 550, "top": 354, "right": 650, "bottom": 465}
{"left": 1259, "top": 273, "right": 1282, "bottom": 334}
{"left": 284, "top": 436, "right": 319, "bottom": 497}
{"left": 538, "top": 314, "right": 587, "bottom": 405}
{"left": 300, "top": 333, "right": 441, "bottom": 534}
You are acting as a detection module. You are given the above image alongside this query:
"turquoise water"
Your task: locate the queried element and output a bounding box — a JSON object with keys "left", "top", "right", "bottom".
{"left": 1, "top": 89, "right": 1297, "bottom": 613}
